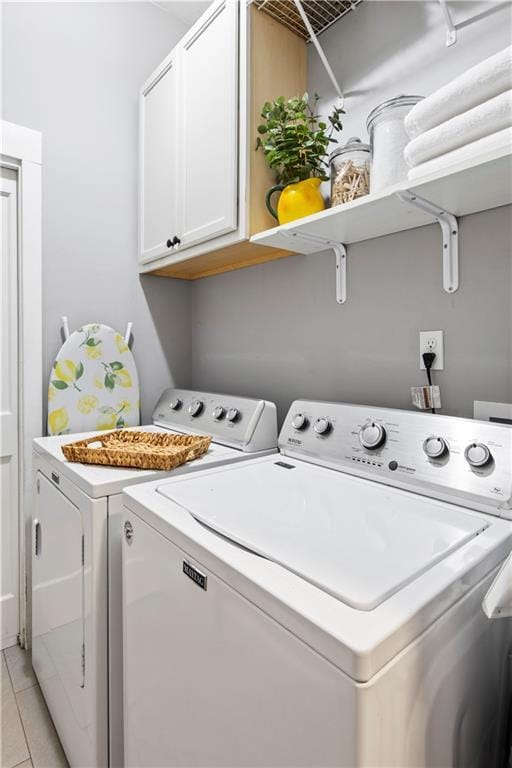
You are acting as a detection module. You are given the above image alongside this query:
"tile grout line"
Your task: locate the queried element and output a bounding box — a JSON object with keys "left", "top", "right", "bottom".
{"left": 4, "top": 647, "right": 35, "bottom": 768}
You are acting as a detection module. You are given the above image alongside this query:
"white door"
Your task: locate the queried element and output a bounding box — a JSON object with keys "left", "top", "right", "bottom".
{"left": 0, "top": 174, "right": 19, "bottom": 649}
{"left": 139, "top": 54, "right": 179, "bottom": 264}
{"left": 177, "top": 0, "right": 239, "bottom": 250}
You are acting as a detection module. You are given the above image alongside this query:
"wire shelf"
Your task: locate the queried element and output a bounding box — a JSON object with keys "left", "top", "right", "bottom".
{"left": 252, "top": 0, "right": 362, "bottom": 41}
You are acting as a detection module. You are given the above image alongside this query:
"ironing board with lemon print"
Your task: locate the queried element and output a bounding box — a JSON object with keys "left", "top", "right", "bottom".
{"left": 47, "top": 323, "right": 140, "bottom": 436}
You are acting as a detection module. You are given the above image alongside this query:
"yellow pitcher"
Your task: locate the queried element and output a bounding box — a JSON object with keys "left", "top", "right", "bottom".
{"left": 266, "top": 178, "right": 325, "bottom": 225}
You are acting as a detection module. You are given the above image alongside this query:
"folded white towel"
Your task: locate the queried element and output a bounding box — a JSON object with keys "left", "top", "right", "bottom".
{"left": 407, "top": 127, "right": 512, "bottom": 180}
{"left": 404, "top": 90, "right": 512, "bottom": 168}
{"left": 405, "top": 45, "right": 512, "bottom": 139}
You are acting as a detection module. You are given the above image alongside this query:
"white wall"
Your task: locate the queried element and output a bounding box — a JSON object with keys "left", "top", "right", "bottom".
{"left": 1, "top": 1, "right": 191, "bottom": 423}
{"left": 191, "top": 0, "right": 512, "bottom": 423}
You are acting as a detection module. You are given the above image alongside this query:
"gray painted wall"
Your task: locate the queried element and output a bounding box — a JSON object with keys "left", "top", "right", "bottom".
{"left": 191, "top": 207, "right": 512, "bottom": 423}
{"left": 1, "top": 1, "right": 191, "bottom": 423}
{"left": 311, "top": 0, "right": 512, "bottom": 143}
{"left": 191, "top": 0, "right": 512, "bottom": 424}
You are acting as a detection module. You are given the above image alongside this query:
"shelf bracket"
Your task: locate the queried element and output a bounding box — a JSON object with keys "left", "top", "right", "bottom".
{"left": 396, "top": 191, "right": 459, "bottom": 294}
{"left": 438, "top": 0, "right": 457, "bottom": 46}
{"left": 293, "top": 0, "right": 344, "bottom": 107}
{"left": 282, "top": 230, "right": 347, "bottom": 304}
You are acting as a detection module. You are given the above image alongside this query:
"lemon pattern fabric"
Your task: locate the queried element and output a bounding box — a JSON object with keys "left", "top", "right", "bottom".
{"left": 47, "top": 323, "right": 140, "bottom": 435}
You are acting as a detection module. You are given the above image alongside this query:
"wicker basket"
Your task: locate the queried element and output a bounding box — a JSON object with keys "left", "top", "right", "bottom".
{"left": 61, "top": 430, "right": 212, "bottom": 471}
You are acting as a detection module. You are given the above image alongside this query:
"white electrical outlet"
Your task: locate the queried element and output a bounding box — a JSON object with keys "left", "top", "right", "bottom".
{"left": 419, "top": 330, "right": 444, "bottom": 370}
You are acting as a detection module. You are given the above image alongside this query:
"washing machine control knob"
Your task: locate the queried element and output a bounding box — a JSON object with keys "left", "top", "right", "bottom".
{"left": 226, "top": 408, "right": 240, "bottom": 423}
{"left": 423, "top": 436, "right": 448, "bottom": 459}
{"left": 464, "top": 442, "right": 492, "bottom": 468}
{"left": 212, "top": 406, "right": 225, "bottom": 420}
{"left": 188, "top": 399, "right": 204, "bottom": 417}
{"left": 291, "top": 413, "right": 308, "bottom": 431}
{"left": 359, "top": 422, "right": 386, "bottom": 450}
{"left": 169, "top": 398, "right": 182, "bottom": 411}
{"left": 314, "top": 417, "right": 332, "bottom": 435}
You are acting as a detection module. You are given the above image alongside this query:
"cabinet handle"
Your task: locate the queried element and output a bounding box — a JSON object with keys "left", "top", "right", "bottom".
{"left": 34, "top": 519, "right": 42, "bottom": 558}
{"left": 172, "top": 235, "right": 181, "bottom": 246}
{"left": 166, "top": 238, "right": 173, "bottom": 248}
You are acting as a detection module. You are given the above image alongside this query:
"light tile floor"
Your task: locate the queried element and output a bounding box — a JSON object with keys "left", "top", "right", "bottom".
{"left": 1, "top": 645, "right": 68, "bottom": 768}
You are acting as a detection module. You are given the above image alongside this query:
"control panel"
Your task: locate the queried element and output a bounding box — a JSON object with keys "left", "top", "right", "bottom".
{"left": 280, "top": 400, "right": 512, "bottom": 516}
{"left": 152, "top": 389, "right": 277, "bottom": 452}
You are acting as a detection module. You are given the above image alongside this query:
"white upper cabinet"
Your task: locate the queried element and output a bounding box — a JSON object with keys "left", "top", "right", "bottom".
{"left": 178, "top": 0, "right": 238, "bottom": 249}
{"left": 139, "top": 0, "right": 307, "bottom": 279}
{"left": 139, "top": 54, "right": 179, "bottom": 264}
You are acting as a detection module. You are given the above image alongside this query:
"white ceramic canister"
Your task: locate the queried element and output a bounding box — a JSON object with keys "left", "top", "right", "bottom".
{"left": 366, "top": 95, "right": 423, "bottom": 194}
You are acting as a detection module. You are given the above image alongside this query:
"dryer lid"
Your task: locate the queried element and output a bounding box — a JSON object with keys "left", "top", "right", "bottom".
{"left": 157, "top": 459, "right": 489, "bottom": 610}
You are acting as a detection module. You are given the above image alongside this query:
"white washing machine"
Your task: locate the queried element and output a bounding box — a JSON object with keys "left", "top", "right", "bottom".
{"left": 122, "top": 400, "right": 512, "bottom": 768}
{"left": 31, "top": 388, "right": 277, "bottom": 768}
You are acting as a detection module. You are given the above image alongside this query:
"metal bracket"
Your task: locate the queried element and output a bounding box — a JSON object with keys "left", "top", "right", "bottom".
{"left": 438, "top": 0, "right": 457, "bottom": 46}
{"left": 293, "top": 0, "right": 344, "bottom": 107}
{"left": 397, "top": 191, "right": 459, "bottom": 294}
{"left": 124, "top": 321, "right": 133, "bottom": 345}
{"left": 282, "top": 230, "right": 347, "bottom": 304}
{"left": 61, "top": 315, "right": 70, "bottom": 341}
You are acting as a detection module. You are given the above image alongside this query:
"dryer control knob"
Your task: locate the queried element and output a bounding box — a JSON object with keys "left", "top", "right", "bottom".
{"left": 169, "top": 398, "right": 182, "bottom": 411}
{"left": 314, "top": 417, "right": 332, "bottom": 435}
{"left": 465, "top": 442, "right": 492, "bottom": 468}
{"left": 226, "top": 408, "right": 240, "bottom": 423}
{"left": 188, "top": 399, "right": 204, "bottom": 417}
{"left": 359, "top": 422, "right": 386, "bottom": 450}
{"left": 291, "top": 413, "right": 308, "bottom": 431}
{"left": 212, "top": 406, "right": 225, "bottom": 420}
{"left": 423, "top": 436, "right": 448, "bottom": 459}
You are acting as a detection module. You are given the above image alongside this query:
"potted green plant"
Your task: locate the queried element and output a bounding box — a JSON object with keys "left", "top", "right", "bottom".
{"left": 256, "top": 92, "right": 343, "bottom": 224}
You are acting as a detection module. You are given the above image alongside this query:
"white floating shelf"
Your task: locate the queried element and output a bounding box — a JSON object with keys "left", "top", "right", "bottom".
{"left": 250, "top": 145, "right": 512, "bottom": 298}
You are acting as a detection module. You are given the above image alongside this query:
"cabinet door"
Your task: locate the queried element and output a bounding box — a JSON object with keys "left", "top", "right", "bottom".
{"left": 139, "top": 55, "right": 179, "bottom": 264}
{"left": 177, "top": 0, "right": 239, "bottom": 250}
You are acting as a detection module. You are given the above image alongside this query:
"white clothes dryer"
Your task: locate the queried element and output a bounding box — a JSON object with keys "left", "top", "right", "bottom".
{"left": 31, "top": 388, "right": 277, "bottom": 768}
{"left": 122, "top": 400, "right": 512, "bottom": 768}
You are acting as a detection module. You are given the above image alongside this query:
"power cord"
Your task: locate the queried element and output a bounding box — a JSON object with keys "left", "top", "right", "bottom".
{"left": 422, "top": 352, "right": 436, "bottom": 414}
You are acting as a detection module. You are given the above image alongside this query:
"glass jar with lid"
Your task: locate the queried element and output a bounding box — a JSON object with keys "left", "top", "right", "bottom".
{"left": 329, "top": 137, "right": 371, "bottom": 207}
{"left": 366, "top": 95, "right": 423, "bottom": 194}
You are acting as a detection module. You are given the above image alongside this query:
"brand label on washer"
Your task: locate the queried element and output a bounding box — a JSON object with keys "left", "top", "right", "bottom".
{"left": 183, "top": 561, "right": 207, "bottom": 591}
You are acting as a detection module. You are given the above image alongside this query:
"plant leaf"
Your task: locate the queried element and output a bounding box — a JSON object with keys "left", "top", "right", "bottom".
{"left": 105, "top": 373, "right": 115, "bottom": 390}
{"left": 109, "top": 361, "right": 123, "bottom": 371}
{"left": 256, "top": 92, "right": 343, "bottom": 183}
{"left": 75, "top": 362, "right": 84, "bottom": 379}
{"left": 52, "top": 380, "right": 68, "bottom": 390}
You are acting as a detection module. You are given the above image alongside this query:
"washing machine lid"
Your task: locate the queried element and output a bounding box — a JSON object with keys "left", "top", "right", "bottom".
{"left": 157, "top": 459, "right": 489, "bottom": 610}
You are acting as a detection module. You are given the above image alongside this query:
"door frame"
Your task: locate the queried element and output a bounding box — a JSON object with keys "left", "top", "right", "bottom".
{"left": 1, "top": 120, "right": 42, "bottom": 648}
